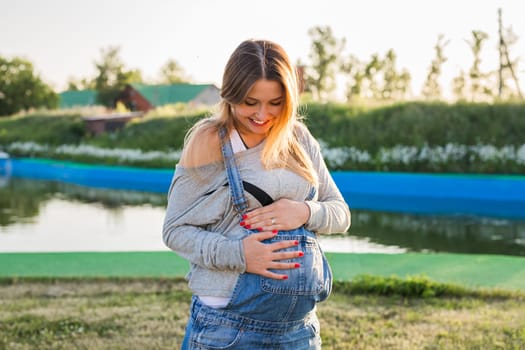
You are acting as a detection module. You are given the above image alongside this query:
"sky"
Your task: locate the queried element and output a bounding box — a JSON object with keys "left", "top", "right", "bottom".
{"left": 1, "top": 0, "right": 524, "bottom": 99}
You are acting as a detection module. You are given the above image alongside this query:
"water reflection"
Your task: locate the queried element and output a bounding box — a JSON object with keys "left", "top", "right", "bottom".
{"left": 0, "top": 178, "right": 45, "bottom": 226}
{"left": 0, "top": 179, "right": 167, "bottom": 252}
{"left": 0, "top": 178, "right": 166, "bottom": 227}
{"left": 1, "top": 178, "right": 524, "bottom": 256}
{"left": 350, "top": 211, "right": 525, "bottom": 256}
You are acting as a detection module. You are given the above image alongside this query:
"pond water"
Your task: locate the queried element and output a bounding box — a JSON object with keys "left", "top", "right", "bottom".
{"left": 1, "top": 178, "right": 524, "bottom": 256}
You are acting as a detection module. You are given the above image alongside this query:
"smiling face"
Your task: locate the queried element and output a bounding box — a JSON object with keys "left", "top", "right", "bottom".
{"left": 232, "top": 79, "right": 284, "bottom": 147}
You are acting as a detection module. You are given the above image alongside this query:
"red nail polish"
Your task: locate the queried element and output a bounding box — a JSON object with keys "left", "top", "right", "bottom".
{"left": 239, "top": 221, "right": 245, "bottom": 226}
{"left": 294, "top": 263, "right": 301, "bottom": 268}
{"left": 257, "top": 227, "right": 263, "bottom": 232}
{"left": 272, "top": 230, "right": 278, "bottom": 234}
{"left": 298, "top": 252, "right": 304, "bottom": 257}
{"left": 282, "top": 275, "right": 288, "bottom": 280}
{"left": 294, "top": 240, "right": 299, "bottom": 245}
{"left": 245, "top": 224, "right": 251, "bottom": 229}
{"left": 242, "top": 214, "right": 248, "bottom": 219}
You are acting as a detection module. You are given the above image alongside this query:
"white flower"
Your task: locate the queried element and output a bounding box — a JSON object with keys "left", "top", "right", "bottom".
{"left": 379, "top": 145, "right": 418, "bottom": 165}
{"left": 7, "top": 141, "right": 48, "bottom": 153}
{"left": 516, "top": 145, "right": 525, "bottom": 165}
{"left": 347, "top": 147, "right": 371, "bottom": 163}
{"left": 55, "top": 144, "right": 181, "bottom": 163}
{"left": 5, "top": 140, "right": 525, "bottom": 170}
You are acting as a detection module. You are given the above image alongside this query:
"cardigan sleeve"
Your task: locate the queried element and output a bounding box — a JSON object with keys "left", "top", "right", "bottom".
{"left": 162, "top": 166, "right": 246, "bottom": 272}
{"left": 296, "top": 123, "right": 351, "bottom": 234}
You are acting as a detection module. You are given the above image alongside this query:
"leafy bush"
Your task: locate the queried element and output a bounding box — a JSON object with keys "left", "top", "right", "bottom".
{"left": 1, "top": 102, "right": 525, "bottom": 173}
{"left": 0, "top": 112, "right": 85, "bottom": 145}
{"left": 87, "top": 112, "right": 205, "bottom": 151}
{"left": 333, "top": 274, "right": 519, "bottom": 299}
{"left": 303, "top": 101, "right": 525, "bottom": 152}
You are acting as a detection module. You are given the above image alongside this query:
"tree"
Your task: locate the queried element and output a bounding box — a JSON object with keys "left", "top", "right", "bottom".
{"left": 341, "top": 54, "right": 365, "bottom": 101}
{"left": 421, "top": 34, "right": 449, "bottom": 100}
{"left": 452, "top": 70, "right": 467, "bottom": 101}
{"left": 497, "top": 8, "right": 523, "bottom": 100}
{"left": 92, "top": 46, "right": 143, "bottom": 107}
{"left": 361, "top": 54, "right": 383, "bottom": 99}
{"left": 0, "top": 56, "right": 58, "bottom": 116}
{"left": 159, "top": 59, "right": 191, "bottom": 84}
{"left": 466, "top": 30, "right": 491, "bottom": 101}
{"left": 381, "top": 49, "right": 411, "bottom": 100}
{"left": 66, "top": 78, "right": 81, "bottom": 91}
{"left": 343, "top": 50, "right": 410, "bottom": 102}
{"left": 305, "top": 26, "right": 345, "bottom": 101}
{"left": 66, "top": 76, "right": 94, "bottom": 91}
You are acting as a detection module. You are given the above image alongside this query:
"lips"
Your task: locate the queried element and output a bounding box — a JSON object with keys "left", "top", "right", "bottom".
{"left": 249, "top": 118, "right": 269, "bottom": 126}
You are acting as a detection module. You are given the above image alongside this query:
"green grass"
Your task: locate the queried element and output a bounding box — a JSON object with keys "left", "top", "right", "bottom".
{"left": 2, "top": 101, "right": 525, "bottom": 173}
{"left": 0, "top": 277, "right": 524, "bottom": 349}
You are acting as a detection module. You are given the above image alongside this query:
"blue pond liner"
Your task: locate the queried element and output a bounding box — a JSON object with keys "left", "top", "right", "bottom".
{"left": 8, "top": 158, "right": 173, "bottom": 193}
{"left": 331, "top": 171, "right": 525, "bottom": 219}
{"left": 3, "top": 158, "right": 525, "bottom": 219}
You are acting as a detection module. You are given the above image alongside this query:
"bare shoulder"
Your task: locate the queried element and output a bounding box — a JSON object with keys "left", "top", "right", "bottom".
{"left": 179, "top": 124, "right": 222, "bottom": 168}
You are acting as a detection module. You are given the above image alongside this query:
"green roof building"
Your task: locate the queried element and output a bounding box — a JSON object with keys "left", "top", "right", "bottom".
{"left": 59, "top": 89, "right": 97, "bottom": 109}
{"left": 58, "top": 83, "right": 221, "bottom": 111}
{"left": 131, "top": 83, "right": 220, "bottom": 106}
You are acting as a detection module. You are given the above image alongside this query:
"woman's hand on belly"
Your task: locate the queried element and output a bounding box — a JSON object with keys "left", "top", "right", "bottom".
{"left": 242, "top": 198, "right": 310, "bottom": 232}
{"left": 242, "top": 230, "right": 304, "bottom": 280}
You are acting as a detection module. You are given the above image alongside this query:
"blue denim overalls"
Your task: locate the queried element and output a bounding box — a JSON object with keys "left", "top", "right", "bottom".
{"left": 181, "top": 127, "right": 333, "bottom": 349}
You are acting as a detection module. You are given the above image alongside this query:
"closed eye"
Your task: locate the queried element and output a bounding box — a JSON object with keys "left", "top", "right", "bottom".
{"left": 243, "top": 98, "right": 283, "bottom": 106}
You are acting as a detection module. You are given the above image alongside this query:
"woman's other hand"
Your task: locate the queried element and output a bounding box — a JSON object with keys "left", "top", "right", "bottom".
{"left": 240, "top": 198, "right": 310, "bottom": 232}
{"left": 242, "top": 230, "right": 303, "bottom": 280}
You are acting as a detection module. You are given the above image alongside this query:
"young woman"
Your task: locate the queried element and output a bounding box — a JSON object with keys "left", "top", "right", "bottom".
{"left": 163, "top": 39, "right": 351, "bottom": 349}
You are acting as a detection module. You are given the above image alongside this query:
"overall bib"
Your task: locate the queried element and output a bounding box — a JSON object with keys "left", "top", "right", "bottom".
{"left": 182, "top": 127, "right": 333, "bottom": 349}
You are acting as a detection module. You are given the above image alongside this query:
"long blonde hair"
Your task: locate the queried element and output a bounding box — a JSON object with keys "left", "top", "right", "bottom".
{"left": 184, "top": 39, "right": 317, "bottom": 185}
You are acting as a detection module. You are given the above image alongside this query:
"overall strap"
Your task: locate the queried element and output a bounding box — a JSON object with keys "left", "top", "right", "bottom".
{"left": 306, "top": 186, "right": 316, "bottom": 201}
{"left": 219, "top": 126, "right": 249, "bottom": 215}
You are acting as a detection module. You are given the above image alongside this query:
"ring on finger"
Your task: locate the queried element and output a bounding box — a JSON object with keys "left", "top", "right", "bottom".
{"left": 271, "top": 217, "right": 276, "bottom": 225}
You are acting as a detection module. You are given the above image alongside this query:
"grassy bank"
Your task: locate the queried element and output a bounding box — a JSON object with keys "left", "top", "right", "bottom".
{"left": 2, "top": 102, "right": 525, "bottom": 173}
{"left": 1, "top": 277, "right": 524, "bottom": 350}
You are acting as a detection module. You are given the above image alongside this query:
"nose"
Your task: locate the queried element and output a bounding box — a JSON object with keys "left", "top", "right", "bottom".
{"left": 257, "top": 105, "right": 269, "bottom": 119}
